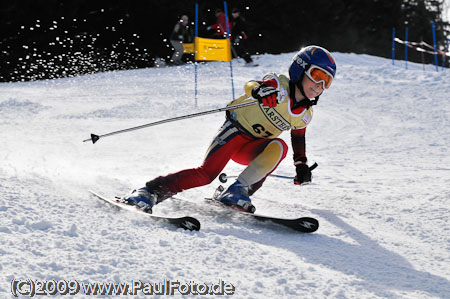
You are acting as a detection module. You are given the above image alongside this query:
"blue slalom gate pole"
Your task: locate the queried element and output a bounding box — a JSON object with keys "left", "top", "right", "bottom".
{"left": 392, "top": 27, "right": 395, "bottom": 65}
{"left": 443, "top": 39, "right": 449, "bottom": 71}
{"left": 443, "top": 52, "right": 446, "bottom": 71}
{"left": 447, "top": 39, "right": 450, "bottom": 70}
{"left": 223, "top": 1, "right": 235, "bottom": 100}
{"left": 432, "top": 22, "right": 438, "bottom": 72}
{"left": 405, "top": 27, "right": 408, "bottom": 70}
{"left": 194, "top": 3, "right": 199, "bottom": 106}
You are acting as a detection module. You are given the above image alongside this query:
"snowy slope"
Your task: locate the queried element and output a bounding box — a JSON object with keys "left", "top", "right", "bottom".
{"left": 0, "top": 52, "right": 449, "bottom": 298}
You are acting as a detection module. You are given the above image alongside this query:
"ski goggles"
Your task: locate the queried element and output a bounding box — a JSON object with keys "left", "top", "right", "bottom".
{"left": 305, "top": 65, "right": 333, "bottom": 89}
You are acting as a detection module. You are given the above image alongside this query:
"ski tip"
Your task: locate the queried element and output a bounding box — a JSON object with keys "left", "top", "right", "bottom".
{"left": 179, "top": 217, "right": 201, "bottom": 231}
{"left": 297, "top": 217, "right": 319, "bottom": 233}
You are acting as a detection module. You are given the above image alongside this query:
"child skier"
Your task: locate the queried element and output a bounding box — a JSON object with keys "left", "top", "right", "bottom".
{"left": 124, "top": 45, "right": 336, "bottom": 213}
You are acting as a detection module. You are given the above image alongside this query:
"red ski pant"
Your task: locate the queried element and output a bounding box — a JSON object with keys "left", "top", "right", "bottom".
{"left": 146, "top": 121, "right": 288, "bottom": 201}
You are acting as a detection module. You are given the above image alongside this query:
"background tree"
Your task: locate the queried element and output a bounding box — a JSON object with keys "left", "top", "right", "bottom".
{"left": 0, "top": 0, "right": 448, "bottom": 82}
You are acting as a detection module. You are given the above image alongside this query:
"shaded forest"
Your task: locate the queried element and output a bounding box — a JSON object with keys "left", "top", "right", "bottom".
{"left": 0, "top": 0, "right": 448, "bottom": 82}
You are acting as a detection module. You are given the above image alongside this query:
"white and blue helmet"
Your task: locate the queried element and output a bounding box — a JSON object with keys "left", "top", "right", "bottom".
{"left": 289, "top": 45, "right": 336, "bottom": 84}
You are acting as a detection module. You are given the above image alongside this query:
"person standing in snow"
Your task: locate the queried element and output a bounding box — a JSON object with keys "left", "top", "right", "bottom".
{"left": 207, "top": 8, "right": 231, "bottom": 39}
{"left": 230, "top": 8, "right": 255, "bottom": 66}
{"left": 169, "top": 15, "right": 192, "bottom": 65}
{"left": 124, "top": 46, "right": 336, "bottom": 213}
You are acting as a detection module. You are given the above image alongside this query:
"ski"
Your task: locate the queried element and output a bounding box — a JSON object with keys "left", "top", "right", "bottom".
{"left": 90, "top": 190, "right": 200, "bottom": 231}
{"left": 204, "top": 196, "right": 319, "bottom": 233}
{"left": 205, "top": 198, "right": 318, "bottom": 233}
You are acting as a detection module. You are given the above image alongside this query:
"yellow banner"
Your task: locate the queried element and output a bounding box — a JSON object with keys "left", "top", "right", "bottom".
{"left": 194, "top": 37, "right": 231, "bottom": 62}
{"left": 183, "top": 43, "right": 194, "bottom": 54}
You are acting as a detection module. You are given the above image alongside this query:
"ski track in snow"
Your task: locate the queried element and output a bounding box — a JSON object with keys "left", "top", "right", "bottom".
{"left": 0, "top": 53, "right": 449, "bottom": 298}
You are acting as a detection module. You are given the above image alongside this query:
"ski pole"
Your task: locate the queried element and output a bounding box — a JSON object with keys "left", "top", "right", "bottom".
{"left": 218, "top": 162, "right": 318, "bottom": 183}
{"left": 83, "top": 100, "right": 258, "bottom": 144}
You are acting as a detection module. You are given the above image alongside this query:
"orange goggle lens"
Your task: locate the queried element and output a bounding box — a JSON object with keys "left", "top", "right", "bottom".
{"left": 306, "top": 66, "right": 333, "bottom": 89}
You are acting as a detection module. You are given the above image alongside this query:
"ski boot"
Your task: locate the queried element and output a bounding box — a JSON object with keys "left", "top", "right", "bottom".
{"left": 218, "top": 181, "right": 256, "bottom": 213}
{"left": 122, "top": 187, "right": 156, "bottom": 213}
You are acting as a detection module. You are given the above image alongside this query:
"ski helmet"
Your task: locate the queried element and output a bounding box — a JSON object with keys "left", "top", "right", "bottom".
{"left": 289, "top": 45, "right": 336, "bottom": 84}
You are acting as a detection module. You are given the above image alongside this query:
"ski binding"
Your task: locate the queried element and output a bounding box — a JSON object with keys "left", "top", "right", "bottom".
{"left": 90, "top": 190, "right": 200, "bottom": 231}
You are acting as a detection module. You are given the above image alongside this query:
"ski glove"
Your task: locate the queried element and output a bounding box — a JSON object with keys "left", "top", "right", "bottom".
{"left": 252, "top": 84, "right": 280, "bottom": 108}
{"left": 294, "top": 163, "right": 312, "bottom": 185}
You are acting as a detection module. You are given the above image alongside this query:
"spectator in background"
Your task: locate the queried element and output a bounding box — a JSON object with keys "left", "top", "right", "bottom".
{"left": 169, "top": 15, "right": 192, "bottom": 65}
{"left": 231, "top": 8, "right": 255, "bottom": 66}
{"left": 207, "top": 8, "right": 231, "bottom": 38}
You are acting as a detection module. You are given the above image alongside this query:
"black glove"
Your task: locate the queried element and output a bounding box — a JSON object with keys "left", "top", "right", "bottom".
{"left": 251, "top": 84, "right": 280, "bottom": 108}
{"left": 294, "top": 163, "right": 312, "bottom": 185}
